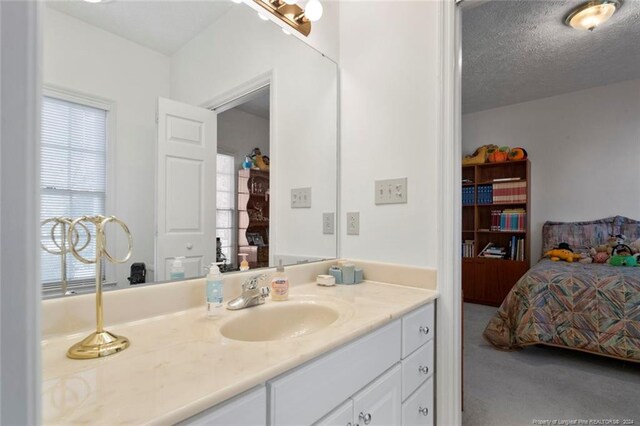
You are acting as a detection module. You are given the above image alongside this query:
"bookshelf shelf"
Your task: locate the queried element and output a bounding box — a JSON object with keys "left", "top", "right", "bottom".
{"left": 461, "top": 159, "right": 531, "bottom": 306}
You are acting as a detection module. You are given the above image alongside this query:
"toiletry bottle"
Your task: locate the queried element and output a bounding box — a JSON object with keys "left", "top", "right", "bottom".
{"left": 270, "top": 260, "right": 289, "bottom": 301}
{"left": 206, "top": 262, "right": 225, "bottom": 318}
{"left": 170, "top": 257, "right": 186, "bottom": 280}
{"left": 239, "top": 253, "right": 250, "bottom": 271}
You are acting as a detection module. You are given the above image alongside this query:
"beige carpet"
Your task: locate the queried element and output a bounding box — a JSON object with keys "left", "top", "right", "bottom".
{"left": 462, "top": 302, "right": 640, "bottom": 426}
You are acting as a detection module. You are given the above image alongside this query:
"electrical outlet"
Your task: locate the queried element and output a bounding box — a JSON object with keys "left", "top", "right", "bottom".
{"left": 323, "top": 212, "right": 335, "bottom": 235}
{"left": 291, "top": 187, "right": 312, "bottom": 208}
{"left": 347, "top": 212, "right": 359, "bottom": 235}
{"left": 375, "top": 178, "right": 408, "bottom": 205}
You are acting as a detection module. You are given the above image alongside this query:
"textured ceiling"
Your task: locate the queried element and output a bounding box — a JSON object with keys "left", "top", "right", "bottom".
{"left": 46, "top": 0, "right": 232, "bottom": 55}
{"left": 462, "top": 0, "right": 640, "bottom": 113}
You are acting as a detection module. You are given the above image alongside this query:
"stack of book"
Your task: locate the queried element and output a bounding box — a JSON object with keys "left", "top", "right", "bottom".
{"left": 462, "top": 187, "right": 475, "bottom": 205}
{"left": 462, "top": 240, "right": 475, "bottom": 258}
{"left": 477, "top": 185, "right": 493, "bottom": 204}
{"left": 492, "top": 180, "right": 527, "bottom": 203}
{"left": 500, "top": 209, "right": 526, "bottom": 231}
{"left": 479, "top": 243, "right": 506, "bottom": 259}
{"left": 508, "top": 236, "right": 526, "bottom": 261}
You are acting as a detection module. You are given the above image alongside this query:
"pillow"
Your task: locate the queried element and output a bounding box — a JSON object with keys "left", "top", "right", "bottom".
{"left": 542, "top": 217, "right": 616, "bottom": 256}
{"left": 616, "top": 216, "right": 640, "bottom": 240}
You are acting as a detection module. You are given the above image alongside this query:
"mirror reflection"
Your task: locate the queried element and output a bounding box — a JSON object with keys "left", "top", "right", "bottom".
{"left": 40, "top": 1, "right": 338, "bottom": 297}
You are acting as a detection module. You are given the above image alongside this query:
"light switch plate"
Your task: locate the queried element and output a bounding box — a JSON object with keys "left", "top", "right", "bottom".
{"left": 375, "top": 177, "right": 408, "bottom": 205}
{"left": 291, "top": 187, "right": 312, "bottom": 208}
{"left": 347, "top": 212, "right": 359, "bottom": 235}
{"left": 323, "top": 212, "right": 335, "bottom": 235}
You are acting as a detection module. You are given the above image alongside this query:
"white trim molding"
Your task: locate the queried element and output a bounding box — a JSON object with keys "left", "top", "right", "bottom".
{"left": 0, "top": 0, "right": 42, "bottom": 423}
{"left": 436, "top": 0, "right": 462, "bottom": 424}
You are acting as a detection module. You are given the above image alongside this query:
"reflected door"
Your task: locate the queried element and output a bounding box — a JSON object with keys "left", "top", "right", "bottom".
{"left": 156, "top": 97, "right": 217, "bottom": 280}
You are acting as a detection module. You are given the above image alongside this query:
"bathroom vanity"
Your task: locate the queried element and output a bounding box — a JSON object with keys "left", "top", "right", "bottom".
{"left": 41, "top": 260, "right": 437, "bottom": 425}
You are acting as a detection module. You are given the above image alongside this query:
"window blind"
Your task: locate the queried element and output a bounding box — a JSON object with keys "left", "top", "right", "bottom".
{"left": 40, "top": 96, "right": 107, "bottom": 285}
{"left": 216, "top": 153, "right": 236, "bottom": 266}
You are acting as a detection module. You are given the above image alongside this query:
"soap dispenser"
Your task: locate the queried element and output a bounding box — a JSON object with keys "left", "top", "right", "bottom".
{"left": 239, "top": 253, "right": 249, "bottom": 271}
{"left": 270, "top": 260, "right": 289, "bottom": 301}
{"left": 170, "top": 256, "right": 186, "bottom": 280}
{"left": 205, "top": 262, "right": 225, "bottom": 318}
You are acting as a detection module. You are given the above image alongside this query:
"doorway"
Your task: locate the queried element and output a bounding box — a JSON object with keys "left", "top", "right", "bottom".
{"left": 215, "top": 87, "right": 271, "bottom": 272}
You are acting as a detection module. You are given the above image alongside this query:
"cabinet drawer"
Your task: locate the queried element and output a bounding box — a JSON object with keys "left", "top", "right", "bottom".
{"left": 401, "top": 303, "right": 434, "bottom": 358}
{"left": 269, "top": 320, "right": 401, "bottom": 426}
{"left": 401, "top": 378, "right": 433, "bottom": 426}
{"left": 178, "top": 386, "right": 266, "bottom": 426}
{"left": 401, "top": 339, "right": 433, "bottom": 401}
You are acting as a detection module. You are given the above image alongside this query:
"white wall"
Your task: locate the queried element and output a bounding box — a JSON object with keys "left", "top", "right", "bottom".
{"left": 42, "top": 7, "right": 171, "bottom": 286}
{"left": 171, "top": 5, "right": 338, "bottom": 263}
{"left": 462, "top": 79, "right": 640, "bottom": 260}
{"left": 339, "top": 1, "right": 441, "bottom": 268}
{"left": 218, "top": 108, "right": 270, "bottom": 171}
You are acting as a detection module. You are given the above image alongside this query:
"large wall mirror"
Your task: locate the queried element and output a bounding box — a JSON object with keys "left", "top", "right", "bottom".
{"left": 40, "top": 1, "right": 338, "bottom": 297}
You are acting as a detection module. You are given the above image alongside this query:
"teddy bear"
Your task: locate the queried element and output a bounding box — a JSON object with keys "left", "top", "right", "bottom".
{"left": 545, "top": 248, "right": 582, "bottom": 262}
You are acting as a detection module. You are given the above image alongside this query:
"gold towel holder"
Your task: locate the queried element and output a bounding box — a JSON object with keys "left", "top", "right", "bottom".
{"left": 66, "top": 215, "right": 133, "bottom": 360}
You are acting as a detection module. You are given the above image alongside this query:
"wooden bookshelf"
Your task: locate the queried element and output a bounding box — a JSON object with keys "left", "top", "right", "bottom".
{"left": 461, "top": 159, "right": 531, "bottom": 306}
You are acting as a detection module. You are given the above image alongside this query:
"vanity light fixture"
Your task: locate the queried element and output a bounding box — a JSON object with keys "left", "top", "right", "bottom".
{"left": 252, "top": 0, "right": 324, "bottom": 36}
{"left": 565, "top": 0, "right": 622, "bottom": 31}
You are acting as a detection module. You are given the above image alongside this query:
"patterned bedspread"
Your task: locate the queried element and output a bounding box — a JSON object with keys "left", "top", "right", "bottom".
{"left": 483, "top": 259, "right": 640, "bottom": 362}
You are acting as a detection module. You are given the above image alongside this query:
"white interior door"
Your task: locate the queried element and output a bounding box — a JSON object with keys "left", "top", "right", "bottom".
{"left": 156, "top": 97, "right": 217, "bottom": 280}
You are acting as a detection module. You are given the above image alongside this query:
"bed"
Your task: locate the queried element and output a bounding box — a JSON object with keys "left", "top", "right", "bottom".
{"left": 483, "top": 216, "right": 640, "bottom": 362}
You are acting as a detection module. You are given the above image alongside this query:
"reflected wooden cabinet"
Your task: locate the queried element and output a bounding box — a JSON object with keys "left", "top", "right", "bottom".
{"left": 237, "top": 169, "right": 269, "bottom": 269}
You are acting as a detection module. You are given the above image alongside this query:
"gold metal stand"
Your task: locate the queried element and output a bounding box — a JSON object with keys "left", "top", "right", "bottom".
{"left": 66, "top": 215, "right": 133, "bottom": 359}
{"left": 41, "top": 217, "right": 91, "bottom": 296}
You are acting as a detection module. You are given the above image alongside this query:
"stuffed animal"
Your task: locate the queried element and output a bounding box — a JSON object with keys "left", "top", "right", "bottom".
{"left": 609, "top": 255, "right": 638, "bottom": 267}
{"left": 593, "top": 252, "right": 610, "bottom": 264}
{"left": 588, "top": 244, "right": 610, "bottom": 263}
{"left": 462, "top": 144, "right": 498, "bottom": 166}
{"left": 606, "top": 234, "right": 626, "bottom": 255}
{"left": 545, "top": 249, "right": 582, "bottom": 262}
{"left": 629, "top": 238, "right": 640, "bottom": 254}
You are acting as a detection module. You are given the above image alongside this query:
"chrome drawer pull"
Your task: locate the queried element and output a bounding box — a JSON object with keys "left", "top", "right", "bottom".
{"left": 418, "top": 406, "right": 429, "bottom": 416}
{"left": 359, "top": 412, "right": 372, "bottom": 425}
{"left": 418, "top": 365, "right": 429, "bottom": 374}
{"left": 419, "top": 325, "right": 430, "bottom": 335}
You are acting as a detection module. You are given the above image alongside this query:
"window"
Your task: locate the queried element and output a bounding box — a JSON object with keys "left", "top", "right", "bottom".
{"left": 216, "top": 153, "right": 236, "bottom": 266}
{"left": 40, "top": 95, "right": 107, "bottom": 286}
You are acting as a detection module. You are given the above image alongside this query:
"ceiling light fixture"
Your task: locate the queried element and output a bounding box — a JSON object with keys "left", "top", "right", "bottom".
{"left": 565, "top": 0, "right": 622, "bottom": 31}
{"left": 251, "top": 0, "right": 323, "bottom": 36}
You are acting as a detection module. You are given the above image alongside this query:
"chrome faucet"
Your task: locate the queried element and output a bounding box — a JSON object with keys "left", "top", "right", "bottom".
{"left": 226, "top": 273, "right": 270, "bottom": 310}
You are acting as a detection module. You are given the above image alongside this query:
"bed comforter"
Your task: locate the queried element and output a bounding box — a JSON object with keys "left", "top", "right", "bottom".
{"left": 483, "top": 259, "right": 640, "bottom": 362}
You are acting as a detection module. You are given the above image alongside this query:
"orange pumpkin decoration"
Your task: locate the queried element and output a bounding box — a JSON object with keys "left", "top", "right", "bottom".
{"left": 508, "top": 147, "right": 528, "bottom": 161}
{"left": 487, "top": 147, "right": 498, "bottom": 163}
{"left": 493, "top": 150, "right": 509, "bottom": 162}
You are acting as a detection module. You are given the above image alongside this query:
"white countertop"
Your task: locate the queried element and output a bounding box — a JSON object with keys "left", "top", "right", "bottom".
{"left": 42, "top": 280, "right": 437, "bottom": 425}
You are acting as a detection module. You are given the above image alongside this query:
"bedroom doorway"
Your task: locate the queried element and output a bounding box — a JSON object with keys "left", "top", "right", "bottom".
{"left": 458, "top": 0, "right": 640, "bottom": 424}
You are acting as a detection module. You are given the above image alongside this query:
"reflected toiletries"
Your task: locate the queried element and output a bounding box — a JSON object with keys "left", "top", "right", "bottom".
{"left": 239, "top": 253, "right": 249, "bottom": 271}
{"left": 329, "top": 266, "right": 342, "bottom": 284}
{"left": 206, "top": 262, "right": 224, "bottom": 318}
{"left": 170, "top": 257, "right": 186, "bottom": 280}
{"left": 342, "top": 263, "right": 355, "bottom": 284}
{"left": 271, "top": 260, "right": 289, "bottom": 301}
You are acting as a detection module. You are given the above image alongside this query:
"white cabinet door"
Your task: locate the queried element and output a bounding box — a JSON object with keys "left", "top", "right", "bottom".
{"left": 352, "top": 364, "right": 402, "bottom": 426}
{"left": 156, "top": 97, "right": 217, "bottom": 280}
{"left": 314, "top": 400, "right": 354, "bottom": 426}
{"left": 401, "top": 379, "right": 433, "bottom": 426}
{"left": 178, "top": 386, "right": 266, "bottom": 426}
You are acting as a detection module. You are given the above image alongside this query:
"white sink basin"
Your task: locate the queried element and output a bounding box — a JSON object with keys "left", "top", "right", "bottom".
{"left": 219, "top": 300, "right": 341, "bottom": 342}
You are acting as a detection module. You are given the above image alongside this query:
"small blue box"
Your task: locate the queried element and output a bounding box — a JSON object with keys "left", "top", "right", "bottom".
{"left": 328, "top": 266, "right": 342, "bottom": 284}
